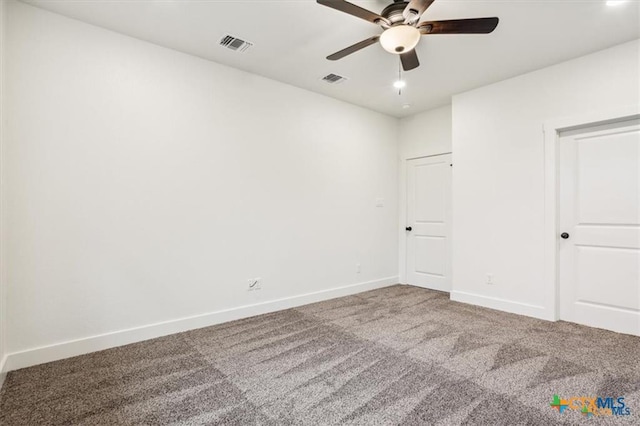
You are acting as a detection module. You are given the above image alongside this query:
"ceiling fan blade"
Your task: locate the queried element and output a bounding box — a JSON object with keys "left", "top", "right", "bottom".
{"left": 317, "top": 0, "right": 389, "bottom": 26}
{"left": 419, "top": 17, "right": 499, "bottom": 34}
{"left": 400, "top": 49, "right": 420, "bottom": 71}
{"left": 327, "top": 35, "right": 381, "bottom": 61}
{"left": 403, "top": 0, "right": 436, "bottom": 24}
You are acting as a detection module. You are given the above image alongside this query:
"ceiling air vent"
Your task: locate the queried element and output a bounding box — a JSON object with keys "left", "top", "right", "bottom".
{"left": 321, "top": 73, "right": 348, "bottom": 84}
{"left": 219, "top": 34, "right": 253, "bottom": 53}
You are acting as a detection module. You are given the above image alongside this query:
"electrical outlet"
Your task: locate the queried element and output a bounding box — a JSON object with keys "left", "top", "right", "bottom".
{"left": 486, "top": 273, "right": 494, "bottom": 285}
{"left": 356, "top": 263, "right": 361, "bottom": 274}
{"left": 248, "top": 278, "right": 262, "bottom": 291}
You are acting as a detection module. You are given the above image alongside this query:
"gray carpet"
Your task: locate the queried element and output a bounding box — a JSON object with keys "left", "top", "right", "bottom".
{"left": 1, "top": 285, "right": 639, "bottom": 425}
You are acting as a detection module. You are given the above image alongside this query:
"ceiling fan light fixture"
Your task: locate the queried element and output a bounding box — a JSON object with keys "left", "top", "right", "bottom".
{"left": 379, "top": 25, "right": 421, "bottom": 54}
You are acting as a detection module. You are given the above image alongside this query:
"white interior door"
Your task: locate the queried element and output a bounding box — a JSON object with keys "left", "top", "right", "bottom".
{"left": 558, "top": 118, "right": 640, "bottom": 336}
{"left": 406, "top": 154, "right": 452, "bottom": 291}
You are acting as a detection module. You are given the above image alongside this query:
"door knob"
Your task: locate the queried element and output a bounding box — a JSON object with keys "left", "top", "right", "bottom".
{"left": 406, "top": 226, "right": 412, "bottom": 231}
{"left": 561, "top": 232, "right": 570, "bottom": 239}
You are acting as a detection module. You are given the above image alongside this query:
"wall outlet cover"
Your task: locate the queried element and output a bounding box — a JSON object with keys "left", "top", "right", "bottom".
{"left": 248, "top": 278, "right": 262, "bottom": 291}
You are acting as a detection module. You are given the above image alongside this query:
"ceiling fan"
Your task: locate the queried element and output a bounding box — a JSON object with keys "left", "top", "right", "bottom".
{"left": 317, "top": 0, "right": 499, "bottom": 71}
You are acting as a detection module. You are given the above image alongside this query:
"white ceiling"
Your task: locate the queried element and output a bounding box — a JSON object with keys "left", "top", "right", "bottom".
{"left": 21, "top": 0, "right": 640, "bottom": 117}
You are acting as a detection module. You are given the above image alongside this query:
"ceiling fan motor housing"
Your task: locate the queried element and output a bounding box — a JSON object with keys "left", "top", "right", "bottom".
{"left": 381, "top": 1, "right": 410, "bottom": 24}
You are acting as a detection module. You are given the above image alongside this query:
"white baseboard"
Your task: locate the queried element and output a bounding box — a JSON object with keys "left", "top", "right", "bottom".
{"left": 450, "top": 290, "right": 551, "bottom": 321}
{"left": 0, "top": 354, "right": 7, "bottom": 391}
{"left": 3, "top": 277, "right": 398, "bottom": 373}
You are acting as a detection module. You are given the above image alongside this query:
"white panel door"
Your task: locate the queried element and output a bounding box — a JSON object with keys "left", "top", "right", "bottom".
{"left": 559, "top": 119, "right": 640, "bottom": 336}
{"left": 406, "top": 154, "right": 452, "bottom": 291}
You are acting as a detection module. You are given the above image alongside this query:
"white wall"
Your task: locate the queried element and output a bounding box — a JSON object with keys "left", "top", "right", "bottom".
{"left": 398, "top": 105, "right": 452, "bottom": 283}
{"left": 0, "top": 0, "right": 7, "bottom": 388}
{"left": 451, "top": 39, "right": 640, "bottom": 319}
{"left": 399, "top": 105, "right": 452, "bottom": 160}
{"left": 3, "top": 1, "right": 399, "bottom": 370}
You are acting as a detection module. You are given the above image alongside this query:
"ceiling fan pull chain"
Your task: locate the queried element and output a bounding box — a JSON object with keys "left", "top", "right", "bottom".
{"left": 398, "top": 58, "right": 403, "bottom": 95}
{"left": 398, "top": 59, "right": 401, "bottom": 95}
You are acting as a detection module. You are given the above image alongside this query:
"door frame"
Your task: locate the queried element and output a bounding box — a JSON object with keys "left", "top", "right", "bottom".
{"left": 542, "top": 105, "right": 640, "bottom": 321}
{"left": 400, "top": 153, "right": 453, "bottom": 287}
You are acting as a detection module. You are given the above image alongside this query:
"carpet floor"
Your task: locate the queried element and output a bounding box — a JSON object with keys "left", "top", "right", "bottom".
{"left": 1, "top": 285, "right": 639, "bottom": 425}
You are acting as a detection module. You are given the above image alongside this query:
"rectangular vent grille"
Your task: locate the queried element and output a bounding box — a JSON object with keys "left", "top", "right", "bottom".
{"left": 219, "top": 34, "right": 253, "bottom": 52}
{"left": 321, "top": 73, "right": 348, "bottom": 84}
